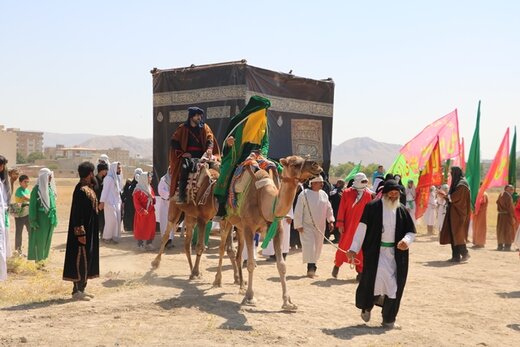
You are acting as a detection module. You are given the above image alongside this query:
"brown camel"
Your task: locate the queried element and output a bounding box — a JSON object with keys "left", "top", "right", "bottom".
{"left": 151, "top": 162, "right": 240, "bottom": 281}
{"left": 213, "top": 155, "right": 322, "bottom": 310}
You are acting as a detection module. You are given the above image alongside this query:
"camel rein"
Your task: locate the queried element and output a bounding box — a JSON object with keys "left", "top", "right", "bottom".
{"left": 302, "top": 189, "right": 360, "bottom": 269}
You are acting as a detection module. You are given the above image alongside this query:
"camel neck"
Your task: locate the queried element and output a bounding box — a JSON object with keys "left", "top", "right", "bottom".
{"left": 273, "top": 178, "right": 298, "bottom": 217}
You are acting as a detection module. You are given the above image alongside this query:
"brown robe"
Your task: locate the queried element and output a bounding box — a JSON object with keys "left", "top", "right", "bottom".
{"left": 496, "top": 192, "right": 515, "bottom": 245}
{"left": 168, "top": 123, "right": 218, "bottom": 197}
{"left": 472, "top": 192, "right": 488, "bottom": 246}
{"left": 440, "top": 182, "right": 471, "bottom": 246}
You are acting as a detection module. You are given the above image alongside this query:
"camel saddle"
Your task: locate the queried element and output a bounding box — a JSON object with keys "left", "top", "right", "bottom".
{"left": 173, "top": 159, "right": 218, "bottom": 205}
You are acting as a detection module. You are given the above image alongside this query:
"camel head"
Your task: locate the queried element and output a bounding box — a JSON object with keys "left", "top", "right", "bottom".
{"left": 279, "top": 155, "right": 322, "bottom": 183}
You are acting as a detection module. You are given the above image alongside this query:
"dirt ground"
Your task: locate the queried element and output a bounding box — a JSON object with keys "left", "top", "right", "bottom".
{"left": 1, "top": 180, "right": 519, "bottom": 346}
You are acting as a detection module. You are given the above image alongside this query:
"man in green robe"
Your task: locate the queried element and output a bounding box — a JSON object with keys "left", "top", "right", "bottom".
{"left": 213, "top": 96, "right": 271, "bottom": 220}
{"left": 28, "top": 168, "right": 58, "bottom": 264}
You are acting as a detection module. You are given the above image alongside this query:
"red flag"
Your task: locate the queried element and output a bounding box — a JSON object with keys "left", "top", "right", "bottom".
{"left": 475, "top": 128, "right": 510, "bottom": 214}
{"left": 400, "top": 109, "right": 460, "bottom": 171}
{"left": 452, "top": 138, "right": 466, "bottom": 171}
{"left": 415, "top": 140, "right": 443, "bottom": 220}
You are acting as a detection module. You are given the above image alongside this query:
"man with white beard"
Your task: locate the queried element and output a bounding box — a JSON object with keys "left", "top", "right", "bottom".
{"left": 346, "top": 179, "right": 416, "bottom": 329}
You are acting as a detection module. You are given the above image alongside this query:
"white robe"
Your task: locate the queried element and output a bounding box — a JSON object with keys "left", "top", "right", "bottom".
{"left": 350, "top": 203, "right": 415, "bottom": 298}
{"left": 423, "top": 189, "right": 437, "bottom": 226}
{"left": 0, "top": 180, "right": 9, "bottom": 281}
{"left": 294, "top": 189, "right": 334, "bottom": 264}
{"left": 262, "top": 208, "right": 293, "bottom": 257}
{"left": 436, "top": 197, "right": 448, "bottom": 232}
{"left": 100, "top": 175, "right": 122, "bottom": 241}
{"left": 157, "top": 176, "right": 173, "bottom": 240}
{"left": 405, "top": 187, "right": 416, "bottom": 223}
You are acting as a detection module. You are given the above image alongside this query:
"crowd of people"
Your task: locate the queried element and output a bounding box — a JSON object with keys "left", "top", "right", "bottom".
{"left": 1, "top": 100, "right": 520, "bottom": 329}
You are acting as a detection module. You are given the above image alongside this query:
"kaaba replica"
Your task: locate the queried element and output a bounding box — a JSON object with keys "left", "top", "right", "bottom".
{"left": 152, "top": 60, "right": 335, "bottom": 178}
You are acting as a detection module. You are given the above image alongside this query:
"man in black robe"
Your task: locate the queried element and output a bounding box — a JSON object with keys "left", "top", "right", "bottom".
{"left": 346, "top": 179, "right": 416, "bottom": 329}
{"left": 93, "top": 162, "right": 108, "bottom": 236}
{"left": 63, "top": 162, "right": 99, "bottom": 300}
{"left": 121, "top": 168, "right": 142, "bottom": 232}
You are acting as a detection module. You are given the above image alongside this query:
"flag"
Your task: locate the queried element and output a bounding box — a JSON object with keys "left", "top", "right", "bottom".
{"left": 387, "top": 154, "right": 419, "bottom": 186}
{"left": 415, "top": 140, "right": 442, "bottom": 220}
{"left": 400, "top": 109, "right": 460, "bottom": 170}
{"left": 465, "top": 101, "right": 481, "bottom": 211}
{"left": 508, "top": 126, "right": 517, "bottom": 187}
{"left": 452, "top": 138, "right": 466, "bottom": 172}
{"left": 475, "top": 128, "right": 510, "bottom": 214}
{"left": 344, "top": 162, "right": 362, "bottom": 182}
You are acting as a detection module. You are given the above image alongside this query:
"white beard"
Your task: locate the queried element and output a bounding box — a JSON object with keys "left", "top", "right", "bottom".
{"left": 382, "top": 196, "right": 400, "bottom": 211}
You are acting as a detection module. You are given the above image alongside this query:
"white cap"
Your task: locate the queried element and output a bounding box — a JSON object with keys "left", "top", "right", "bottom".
{"left": 309, "top": 175, "right": 324, "bottom": 183}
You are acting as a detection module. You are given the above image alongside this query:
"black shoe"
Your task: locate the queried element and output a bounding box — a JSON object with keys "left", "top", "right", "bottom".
{"left": 331, "top": 265, "right": 339, "bottom": 279}
{"left": 504, "top": 244, "right": 512, "bottom": 251}
{"left": 448, "top": 257, "right": 461, "bottom": 263}
{"left": 461, "top": 253, "right": 470, "bottom": 262}
{"left": 216, "top": 203, "right": 226, "bottom": 217}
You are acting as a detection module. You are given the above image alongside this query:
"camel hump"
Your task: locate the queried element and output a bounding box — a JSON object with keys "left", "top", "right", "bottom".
{"left": 254, "top": 169, "right": 270, "bottom": 180}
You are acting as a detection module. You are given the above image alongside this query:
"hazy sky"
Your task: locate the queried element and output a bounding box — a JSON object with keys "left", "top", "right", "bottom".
{"left": 1, "top": 1, "right": 519, "bottom": 158}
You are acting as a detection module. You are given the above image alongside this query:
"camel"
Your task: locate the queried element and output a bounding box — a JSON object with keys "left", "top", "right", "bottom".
{"left": 213, "top": 155, "right": 322, "bottom": 311}
{"left": 151, "top": 161, "right": 240, "bottom": 281}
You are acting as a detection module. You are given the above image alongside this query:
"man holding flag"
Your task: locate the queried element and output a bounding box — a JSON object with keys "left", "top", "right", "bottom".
{"left": 213, "top": 96, "right": 271, "bottom": 220}
{"left": 440, "top": 166, "right": 471, "bottom": 263}
{"left": 496, "top": 185, "right": 516, "bottom": 251}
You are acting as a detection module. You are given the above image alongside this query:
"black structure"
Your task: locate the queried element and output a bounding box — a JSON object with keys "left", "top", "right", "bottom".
{"left": 152, "top": 60, "right": 335, "bottom": 179}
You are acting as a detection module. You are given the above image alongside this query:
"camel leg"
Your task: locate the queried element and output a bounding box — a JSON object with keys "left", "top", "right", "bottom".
{"left": 235, "top": 227, "right": 246, "bottom": 293}
{"left": 184, "top": 217, "right": 195, "bottom": 275}
{"left": 190, "top": 218, "right": 207, "bottom": 280}
{"left": 242, "top": 228, "right": 257, "bottom": 306}
{"left": 226, "top": 224, "right": 240, "bottom": 285}
{"left": 151, "top": 207, "right": 181, "bottom": 269}
{"left": 213, "top": 220, "right": 231, "bottom": 287}
{"left": 274, "top": 224, "right": 297, "bottom": 311}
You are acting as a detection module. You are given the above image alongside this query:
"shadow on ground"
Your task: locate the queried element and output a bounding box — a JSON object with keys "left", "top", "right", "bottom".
{"left": 152, "top": 271, "right": 252, "bottom": 331}
{"left": 322, "top": 324, "right": 387, "bottom": 340}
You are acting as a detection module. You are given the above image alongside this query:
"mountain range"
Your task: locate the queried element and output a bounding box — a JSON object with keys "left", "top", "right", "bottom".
{"left": 331, "top": 137, "right": 402, "bottom": 168}
{"left": 43, "top": 133, "right": 403, "bottom": 165}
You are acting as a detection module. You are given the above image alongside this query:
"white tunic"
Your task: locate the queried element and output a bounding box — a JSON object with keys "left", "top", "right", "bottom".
{"left": 423, "top": 189, "right": 437, "bottom": 226}
{"left": 262, "top": 208, "right": 293, "bottom": 256}
{"left": 436, "top": 196, "right": 448, "bottom": 232}
{"left": 294, "top": 189, "right": 334, "bottom": 264}
{"left": 100, "top": 175, "right": 122, "bottom": 241}
{"left": 0, "top": 180, "right": 9, "bottom": 281}
{"left": 350, "top": 203, "right": 415, "bottom": 299}
{"left": 405, "top": 187, "right": 416, "bottom": 223}
{"left": 157, "top": 175, "right": 173, "bottom": 239}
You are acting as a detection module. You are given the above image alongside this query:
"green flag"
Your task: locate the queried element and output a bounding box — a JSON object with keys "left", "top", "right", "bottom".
{"left": 344, "top": 161, "right": 362, "bottom": 182}
{"left": 465, "top": 100, "right": 481, "bottom": 211}
{"left": 386, "top": 154, "right": 419, "bottom": 186}
{"left": 508, "top": 126, "right": 517, "bottom": 187}
{"left": 509, "top": 126, "right": 518, "bottom": 203}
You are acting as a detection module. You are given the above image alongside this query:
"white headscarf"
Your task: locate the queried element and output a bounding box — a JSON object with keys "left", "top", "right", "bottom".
{"left": 134, "top": 167, "right": 143, "bottom": 181}
{"left": 107, "top": 161, "right": 121, "bottom": 192}
{"left": 353, "top": 172, "right": 368, "bottom": 190}
{"left": 352, "top": 172, "right": 368, "bottom": 204}
{"left": 98, "top": 154, "right": 110, "bottom": 165}
{"left": 134, "top": 171, "right": 152, "bottom": 196}
{"left": 37, "top": 168, "right": 56, "bottom": 213}
{"left": 134, "top": 171, "right": 153, "bottom": 209}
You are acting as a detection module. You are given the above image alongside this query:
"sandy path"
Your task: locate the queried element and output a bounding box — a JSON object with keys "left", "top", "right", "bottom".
{"left": 1, "top": 184, "right": 519, "bottom": 346}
